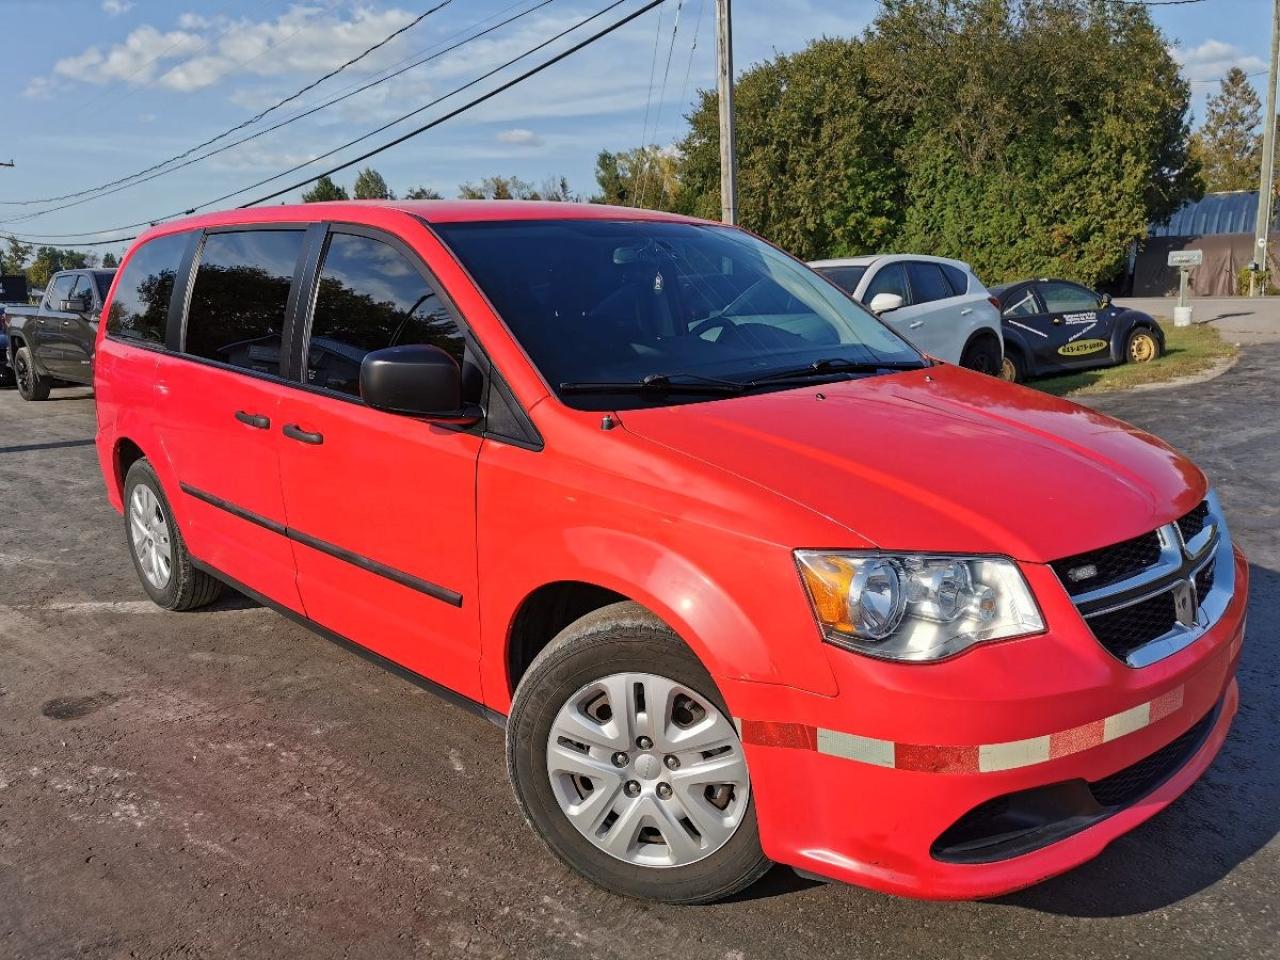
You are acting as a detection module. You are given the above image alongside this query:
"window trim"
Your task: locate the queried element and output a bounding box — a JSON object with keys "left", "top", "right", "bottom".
{"left": 291, "top": 222, "right": 483, "bottom": 408}
{"left": 176, "top": 223, "right": 312, "bottom": 381}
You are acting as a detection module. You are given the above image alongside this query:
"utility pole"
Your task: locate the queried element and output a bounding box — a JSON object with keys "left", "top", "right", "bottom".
{"left": 1253, "top": 0, "right": 1280, "bottom": 297}
{"left": 715, "top": 0, "right": 737, "bottom": 225}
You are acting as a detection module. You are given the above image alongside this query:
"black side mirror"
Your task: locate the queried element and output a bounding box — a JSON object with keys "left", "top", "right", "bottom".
{"left": 60, "top": 294, "right": 91, "bottom": 314}
{"left": 360, "top": 344, "right": 480, "bottom": 422}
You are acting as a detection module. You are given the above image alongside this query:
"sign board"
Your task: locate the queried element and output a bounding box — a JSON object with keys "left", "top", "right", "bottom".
{"left": 1167, "top": 250, "right": 1203, "bottom": 267}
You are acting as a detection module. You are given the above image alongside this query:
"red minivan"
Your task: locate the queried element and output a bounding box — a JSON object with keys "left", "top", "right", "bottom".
{"left": 94, "top": 201, "right": 1247, "bottom": 903}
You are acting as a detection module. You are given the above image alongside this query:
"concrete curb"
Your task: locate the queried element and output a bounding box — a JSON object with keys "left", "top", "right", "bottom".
{"left": 1058, "top": 349, "right": 1241, "bottom": 399}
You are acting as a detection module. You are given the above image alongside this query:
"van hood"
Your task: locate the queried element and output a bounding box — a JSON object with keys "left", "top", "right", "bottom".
{"left": 618, "top": 365, "right": 1206, "bottom": 562}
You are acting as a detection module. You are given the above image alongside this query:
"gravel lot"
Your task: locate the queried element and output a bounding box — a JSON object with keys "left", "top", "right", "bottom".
{"left": 1, "top": 349, "right": 1277, "bottom": 960}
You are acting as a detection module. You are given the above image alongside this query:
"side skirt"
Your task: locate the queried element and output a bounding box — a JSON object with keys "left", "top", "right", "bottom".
{"left": 191, "top": 558, "right": 507, "bottom": 729}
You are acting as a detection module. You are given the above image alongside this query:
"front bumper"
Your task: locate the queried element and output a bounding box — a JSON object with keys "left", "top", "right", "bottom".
{"left": 722, "top": 547, "right": 1248, "bottom": 900}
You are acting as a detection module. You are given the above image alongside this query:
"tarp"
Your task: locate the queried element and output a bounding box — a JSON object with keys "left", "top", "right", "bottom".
{"left": 1131, "top": 234, "right": 1280, "bottom": 297}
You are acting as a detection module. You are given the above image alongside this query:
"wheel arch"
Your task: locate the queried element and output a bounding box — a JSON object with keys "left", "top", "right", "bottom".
{"left": 488, "top": 528, "right": 837, "bottom": 710}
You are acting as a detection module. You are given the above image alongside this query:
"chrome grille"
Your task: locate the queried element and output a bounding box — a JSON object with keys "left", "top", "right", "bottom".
{"left": 1050, "top": 531, "right": 1162, "bottom": 597}
{"left": 1052, "top": 493, "right": 1233, "bottom": 668}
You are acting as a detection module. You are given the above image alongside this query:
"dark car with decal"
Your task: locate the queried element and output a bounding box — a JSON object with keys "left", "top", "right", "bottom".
{"left": 990, "top": 278, "right": 1164, "bottom": 383}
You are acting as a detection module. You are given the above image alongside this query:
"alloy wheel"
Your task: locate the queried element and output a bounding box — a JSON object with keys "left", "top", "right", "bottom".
{"left": 545, "top": 672, "right": 750, "bottom": 868}
{"left": 129, "top": 484, "right": 173, "bottom": 590}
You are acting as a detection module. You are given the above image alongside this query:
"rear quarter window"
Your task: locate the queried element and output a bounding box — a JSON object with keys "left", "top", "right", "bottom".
{"left": 107, "top": 232, "right": 189, "bottom": 346}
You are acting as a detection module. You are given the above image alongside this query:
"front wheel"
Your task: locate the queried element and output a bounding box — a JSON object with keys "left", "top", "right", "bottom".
{"left": 14, "top": 346, "right": 51, "bottom": 401}
{"left": 1126, "top": 327, "right": 1161, "bottom": 364}
{"left": 999, "top": 350, "right": 1026, "bottom": 383}
{"left": 506, "top": 602, "right": 770, "bottom": 903}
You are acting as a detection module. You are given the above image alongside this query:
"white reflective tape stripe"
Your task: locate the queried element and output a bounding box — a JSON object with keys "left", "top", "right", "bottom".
{"left": 1103, "top": 702, "right": 1151, "bottom": 742}
{"left": 816, "top": 728, "right": 895, "bottom": 768}
{"left": 978, "top": 736, "right": 1051, "bottom": 773}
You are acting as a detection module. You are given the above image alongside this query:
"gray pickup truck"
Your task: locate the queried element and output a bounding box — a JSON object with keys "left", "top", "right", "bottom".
{"left": 5, "top": 268, "right": 115, "bottom": 400}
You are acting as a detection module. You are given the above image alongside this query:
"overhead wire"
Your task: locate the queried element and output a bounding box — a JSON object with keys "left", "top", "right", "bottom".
{"left": 1, "top": 0, "right": 666, "bottom": 249}
{"left": 636, "top": 0, "right": 685, "bottom": 208}
{"left": 656, "top": 0, "right": 706, "bottom": 209}
{"left": 1, "top": 1, "right": 455, "bottom": 207}
{"left": 0, "top": 0, "right": 557, "bottom": 228}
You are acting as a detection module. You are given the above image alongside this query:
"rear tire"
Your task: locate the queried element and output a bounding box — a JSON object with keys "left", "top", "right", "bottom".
{"left": 999, "top": 350, "right": 1026, "bottom": 384}
{"left": 14, "top": 346, "right": 50, "bottom": 401}
{"left": 507, "top": 601, "right": 771, "bottom": 904}
{"left": 124, "top": 459, "right": 224, "bottom": 612}
{"left": 959, "top": 334, "right": 1002, "bottom": 376}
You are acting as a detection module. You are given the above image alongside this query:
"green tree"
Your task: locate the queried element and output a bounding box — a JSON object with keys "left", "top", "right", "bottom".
{"left": 458, "top": 175, "right": 540, "bottom": 199}
{"left": 866, "top": 0, "right": 1200, "bottom": 285}
{"left": 27, "top": 246, "right": 91, "bottom": 289}
{"left": 676, "top": 37, "right": 903, "bottom": 260}
{"left": 403, "top": 185, "right": 444, "bottom": 199}
{"left": 302, "top": 175, "right": 349, "bottom": 203}
{"left": 1190, "top": 67, "right": 1262, "bottom": 192}
{"left": 2, "top": 238, "right": 33, "bottom": 275}
{"left": 353, "top": 167, "right": 394, "bottom": 200}
{"left": 593, "top": 147, "right": 678, "bottom": 209}
{"left": 101, "top": 252, "right": 119, "bottom": 268}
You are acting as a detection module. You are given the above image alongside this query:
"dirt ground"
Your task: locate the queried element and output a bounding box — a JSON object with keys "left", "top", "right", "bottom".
{"left": 1, "top": 347, "right": 1278, "bottom": 960}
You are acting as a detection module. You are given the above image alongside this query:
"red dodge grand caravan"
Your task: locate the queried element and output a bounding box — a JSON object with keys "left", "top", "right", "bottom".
{"left": 94, "top": 201, "right": 1247, "bottom": 903}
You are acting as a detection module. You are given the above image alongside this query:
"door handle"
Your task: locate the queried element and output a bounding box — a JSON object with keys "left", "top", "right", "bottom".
{"left": 235, "top": 410, "right": 271, "bottom": 430}
{"left": 1052, "top": 317, "right": 1063, "bottom": 325}
{"left": 960, "top": 308, "right": 973, "bottom": 316}
{"left": 283, "top": 423, "right": 324, "bottom": 445}
{"left": 909, "top": 320, "right": 925, "bottom": 329}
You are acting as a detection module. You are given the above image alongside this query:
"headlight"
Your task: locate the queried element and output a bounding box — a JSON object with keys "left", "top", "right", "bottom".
{"left": 795, "top": 551, "right": 1044, "bottom": 662}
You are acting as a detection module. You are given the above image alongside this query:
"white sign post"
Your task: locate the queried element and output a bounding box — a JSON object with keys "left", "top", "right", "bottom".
{"left": 1167, "top": 249, "right": 1202, "bottom": 327}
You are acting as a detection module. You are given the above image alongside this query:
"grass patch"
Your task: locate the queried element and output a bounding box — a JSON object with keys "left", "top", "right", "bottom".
{"left": 1029, "top": 321, "right": 1237, "bottom": 397}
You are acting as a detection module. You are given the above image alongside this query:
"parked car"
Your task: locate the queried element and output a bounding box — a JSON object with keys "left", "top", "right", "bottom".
{"left": 809, "top": 254, "right": 1003, "bottom": 374}
{"left": 0, "top": 305, "right": 12, "bottom": 388}
{"left": 0, "top": 274, "right": 33, "bottom": 388}
{"left": 94, "top": 201, "right": 1245, "bottom": 905}
{"left": 4, "top": 267, "right": 115, "bottom": 400}
{"left": 990, "top": 278, "right": 1164, "bottom": 383}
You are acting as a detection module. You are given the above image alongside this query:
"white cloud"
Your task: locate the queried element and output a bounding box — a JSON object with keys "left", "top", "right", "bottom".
{"left": 43, "top": 6, "right": 420, "bottom": 93}
{"left": 1175, "top": 40, "right": 1267, "bottom": 81}
{"left": 102, "top": 0, "right": 134, "bottom": 17}
{"left": 22, "top": 76, "right": 54, "bottom": 99}
{"left": 497, "top": 128, "right": 543, "bottom": 147}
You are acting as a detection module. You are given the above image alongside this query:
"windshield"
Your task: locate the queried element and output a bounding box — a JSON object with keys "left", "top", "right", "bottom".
{"left": 433, "top": 220, "right": 922, "bottom": 409}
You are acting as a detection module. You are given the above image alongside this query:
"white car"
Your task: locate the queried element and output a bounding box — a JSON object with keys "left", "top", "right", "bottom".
{"left": 809, "top": 254, "right": 1003, "bottom": 374}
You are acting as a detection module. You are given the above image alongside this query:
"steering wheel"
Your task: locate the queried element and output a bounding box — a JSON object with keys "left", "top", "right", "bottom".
{"left": 689, "top": 315, "right": 739, "bottom": 342}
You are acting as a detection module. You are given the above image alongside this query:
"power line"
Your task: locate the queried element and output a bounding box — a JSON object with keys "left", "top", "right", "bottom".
{"left": 1189, "top": 69, "right": 1267, "bottom": 83}
{"left": 637, "top": 0, "right": 685, "bottom": 208}
{"left": 636, "top": 0, "right": 668, "bottom": 178}
{"left": 0, "top": 0, "right": 556, "bottom": 228}
{"left": 1, "top": 1, "right": 454, "bottom": 208}
{"left": 657, "top": 0, "right": 706, "bottom": 208}
{"left": 2, "top": 0, "right": 665, "bottom": 248}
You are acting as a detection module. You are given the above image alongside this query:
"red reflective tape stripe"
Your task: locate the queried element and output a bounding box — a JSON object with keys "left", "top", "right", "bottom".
{"left": 894, "top": 742, "right": 980, "bottom": 774}
{"left": 1049, "top": 718, "right": 1106, "bottom": 759}
{"left": 739, "top": 719, "right": 816, "bottom": 751}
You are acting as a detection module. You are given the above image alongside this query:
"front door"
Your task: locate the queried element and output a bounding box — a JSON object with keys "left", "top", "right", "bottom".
{"left": 44, "top": 273, "right": 98, "bottom": 381}
{"left": 155, "top": 228, "right": 307, "bottom": 611}
{"left": 276, "top": 227, "right": 484, "bottom": 701}
{"left": 1032, "top": 280, "right": 1116, "bottom": 369}
{"left": 33, "top": 272, "right": 78, "bottom": 374}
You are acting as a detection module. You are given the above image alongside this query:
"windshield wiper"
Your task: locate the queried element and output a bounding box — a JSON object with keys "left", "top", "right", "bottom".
{"left": 747, "top": 357, "right": 927, "bottom": 387}
{"left": 560, "top": 372, "right": 746, "bottom": 395}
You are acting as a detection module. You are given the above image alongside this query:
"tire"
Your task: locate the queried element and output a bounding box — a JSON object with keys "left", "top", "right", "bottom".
{"left": 1125, "top": 327, "right": 1161, "bottom": 364}
{"left": 14, "top": 346, "right": 51, "bottom": 401}
{"left": 0, "top": 360, "right": 14, "bottom": 389}
{"left": 507, "top": 601, "right": 771, "bottom": 904}
{"left": 959, "top": 334, "right": 1002, "bottom": 376}
{"left": 123, "top": 459, "right": 223, "bottom": 612}
{"left": 999, "top": 349, "right": 1026, "bottom": 384}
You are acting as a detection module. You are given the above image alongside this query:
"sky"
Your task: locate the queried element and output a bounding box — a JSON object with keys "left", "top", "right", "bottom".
{"left": 0, "top": 0, "right": 1272, "bottom": 258}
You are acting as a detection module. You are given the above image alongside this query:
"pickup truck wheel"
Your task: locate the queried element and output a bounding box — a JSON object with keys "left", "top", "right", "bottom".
{"left": 959, "top": 334, "right": 1002, "bottom": 376}
{"left": 507, "top": 602, "right": 771, "bottom": 904}
{"left": 14, "top": 346, "right": 51, "bottom": 401}
{"left": 124, "top": 459, "right": 223, "bottom": 611}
